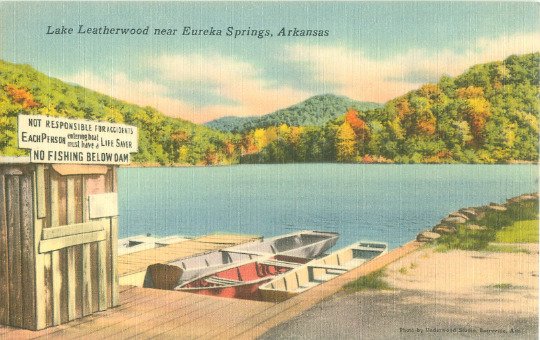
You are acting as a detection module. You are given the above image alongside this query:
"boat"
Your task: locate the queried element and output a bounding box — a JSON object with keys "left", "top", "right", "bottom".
{"left": 118, "top": 234, "right": 159, "bottom": 255}
{"left": 174, "top": 255, "right": 311, "bottom": 299}
{"left": 258, "top": 241, "right": 388, "bottom": 302}
{"left": 143, "top": 230, "right": 339, "bottom": 289}
{"left": 226, "top": 230, "right": 339, "bottom": 259}
{"left": 118, "top": 234, "right": 190, "bottom": 255}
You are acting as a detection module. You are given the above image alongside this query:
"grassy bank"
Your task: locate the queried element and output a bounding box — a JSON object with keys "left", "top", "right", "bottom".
{"left": 495, "top": 220, "right": 538, "bottom": 243}
{"left": 343, "top": 269, "right": 391, "bottom": 292}
{"left": 436, "top": 196, "right": 539, "bottom": 252}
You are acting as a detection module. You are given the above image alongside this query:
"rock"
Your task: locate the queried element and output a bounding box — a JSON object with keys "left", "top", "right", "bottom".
{"left": 507, "top": 194, "right": 537, "bottom": 203}
{"left": 448, "top": 212, "right": 469, "bottom": 220}
{"left": 432, "top": 225, "right": 456, "bottom": 234}
{"left": 465, "top": 224, "right": 488, "bottom": 231}
{"left": 487, "top": 205, "right": 507, "bottom": 212}
{"left": 459, "top": 208, "right": 480, "bottom": 220}
{"left": 416, "top": 231, "right": 441, "bottom": 242}
{"left": 441, "top": 216, "right": 467, "bottom": 225}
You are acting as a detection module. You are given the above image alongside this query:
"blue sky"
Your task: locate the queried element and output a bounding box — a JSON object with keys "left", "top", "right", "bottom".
{"left": 1, "top": 2, "right": 539, "bottom": 123}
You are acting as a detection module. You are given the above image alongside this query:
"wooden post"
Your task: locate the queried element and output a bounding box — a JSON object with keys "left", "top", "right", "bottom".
{"left": 0, "top": 172, "right": 8, "bottom": 325}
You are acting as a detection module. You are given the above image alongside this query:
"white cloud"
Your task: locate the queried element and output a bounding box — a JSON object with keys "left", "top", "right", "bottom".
{"left": 62, "top": 55, "right": 312, "bottom": 123}
{"left": 285, "top": 32, "right": 540, "bottom": 103}
{"left": 62, "top": 70, "right": 198, "bottom": 120}
{"left": 148, "top": 54, "right": 312, "bottom": 122}
{"left": 61, "top": 32, "right": 539, "bottom": 124}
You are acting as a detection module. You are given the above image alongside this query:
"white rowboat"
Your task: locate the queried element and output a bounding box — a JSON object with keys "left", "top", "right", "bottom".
{"left": 259, "top": 240, "right": 388, "bottom": 302}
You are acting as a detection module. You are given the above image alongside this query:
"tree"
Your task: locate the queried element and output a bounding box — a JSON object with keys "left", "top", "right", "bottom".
{"left": 252, "top": 128, "right": 267, "bottom": 150}
{"left": 345, "top": 109, "right": 370, "bottom": 143}
{"left": 335, "top": 122, "right": 357, "bottom": 162}
{"left": 4, "top": 84, "right": 39, "bottom": 108}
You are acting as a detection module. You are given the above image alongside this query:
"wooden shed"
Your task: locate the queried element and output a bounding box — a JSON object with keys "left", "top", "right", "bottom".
{"left": 0, "top": 157, "right": 119, "bottom": 330}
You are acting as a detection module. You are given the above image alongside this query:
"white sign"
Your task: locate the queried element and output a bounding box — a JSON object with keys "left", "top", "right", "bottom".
{"left": 88, "top": 193, "right": 119, "bottom": 218}
{"left": 18, "top": 114, "right": 138, "bottom": 164}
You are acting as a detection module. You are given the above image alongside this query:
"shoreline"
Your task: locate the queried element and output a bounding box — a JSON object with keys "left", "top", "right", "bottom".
{"left": 121, "top": 161, "right": 540, "bottom": 168}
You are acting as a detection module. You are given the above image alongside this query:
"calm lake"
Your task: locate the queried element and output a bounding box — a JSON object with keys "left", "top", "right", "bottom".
{"left": 118, "top": 164, "right": 538, "bottom": 249}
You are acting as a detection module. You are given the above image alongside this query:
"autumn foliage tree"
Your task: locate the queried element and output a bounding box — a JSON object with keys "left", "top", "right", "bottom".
{"left": 335, "top": 121, "right": 357, "bottom": 162}
{"left": 4, "top": 84, "right": 39, "bottom": 108}
{"left": 224, "top": 141, "right": 235, "bottom": 157}
{"left": 457, "top": 86, "right": 492, "bottom": 143}
{"left": 345, "top": 108, "right": 370, "bottom": 144}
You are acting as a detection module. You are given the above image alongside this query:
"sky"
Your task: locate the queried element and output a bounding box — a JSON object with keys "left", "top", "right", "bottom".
{"left": 1, "top": 2, "right": 539, "bottom": 123}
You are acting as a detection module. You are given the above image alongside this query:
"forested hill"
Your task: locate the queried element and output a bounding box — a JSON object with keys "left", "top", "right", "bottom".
{"left": 241, "top": 53, "right": 539, "bottom": 164}
{"left": 205, "top": 94, "right": 381, "bottom": 132}
{"left": 0, "top": 60, "right": 239, "bottom": 165}
{"left": 1, "top": 53, "right": 538, "bottom": 165}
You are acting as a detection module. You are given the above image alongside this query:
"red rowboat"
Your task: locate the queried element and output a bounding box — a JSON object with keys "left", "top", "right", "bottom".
{"left": 175, "top": 255, "right": 310, "bottom": 300}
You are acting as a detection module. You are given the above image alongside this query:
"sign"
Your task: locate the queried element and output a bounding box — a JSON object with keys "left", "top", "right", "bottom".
{"left": 18, "top": 114, "right": 138, "bottom": 164}
{"left": 88, "top": 193, "right": 119, "bottom": 218}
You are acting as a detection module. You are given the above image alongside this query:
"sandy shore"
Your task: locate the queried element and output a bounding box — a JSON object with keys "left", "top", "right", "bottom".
{"left": 261, "top": 244, "right": 538, "bottom": 339}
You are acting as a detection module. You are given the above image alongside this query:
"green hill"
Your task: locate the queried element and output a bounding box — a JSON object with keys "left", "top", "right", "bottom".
{"left": 205, "top": 94, "right": 381, "bottom": 132}
{"left": 204, "top": 115, "right": 256, "bottom": 132}
{"left": 1, "top": 53, "right": 538, "bottom": 165}
{"left": 0, "top": 60, "right": 238, "bottom": 165}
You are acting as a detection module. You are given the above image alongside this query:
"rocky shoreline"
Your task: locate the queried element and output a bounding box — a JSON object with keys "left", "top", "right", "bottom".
{"left": 416, "top": 192, "right": 539, "bottom": 242}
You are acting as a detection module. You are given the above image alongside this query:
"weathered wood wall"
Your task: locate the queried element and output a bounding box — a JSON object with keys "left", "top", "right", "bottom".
{"left": 0, "top": 163, "right": 119, "bottom": 331}
{"left": 0, "top": 165, "right": 35, "bottom": 329}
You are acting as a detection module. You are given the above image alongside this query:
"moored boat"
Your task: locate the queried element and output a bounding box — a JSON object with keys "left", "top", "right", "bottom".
{"left": 118, "top": 234, "right": 191, "bottom": 255}
{"left": 259, "top": 241, "right": 388, "bottom": 302}
{"left": 143, "top": 230, "right": 338, "bottom": 289}
{"left": 174, "top": 255, "right": 311, "bottom": 300}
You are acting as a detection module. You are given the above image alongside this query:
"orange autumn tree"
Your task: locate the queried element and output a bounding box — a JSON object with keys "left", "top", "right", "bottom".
{"left": 241, "top": 134, "right": 258, "bottom": 155}
{"left": 223, "top": 141, "right": 235, "bottom": 157}
{"left": 345, "top": 108, "right": 370, "bottom": 143}
{"left": 4, "top": 84, "right": 39, "bottom": 109}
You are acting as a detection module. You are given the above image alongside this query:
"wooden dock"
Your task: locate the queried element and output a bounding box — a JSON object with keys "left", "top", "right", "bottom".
{"left": 0, "top": 240, "right": 421, "bottom": 339}
{"left": 118, "top": 233, "right": 261, "bottom": 286}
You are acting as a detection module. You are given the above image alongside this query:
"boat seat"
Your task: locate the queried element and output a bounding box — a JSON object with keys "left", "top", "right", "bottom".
{"left": 260, "top": 259, "right": 302, "bottom": 268}
{"left": 226, "top": 250, "right": 267, "bottom": 257}
{"left": 342, "top": 258, "right": 366, "bottom": 270}
{"left": 205, "top": 276, "right": 241, "bottom": 285}
{"left": 308, "top": 264, "right": 348, "bottom": 272}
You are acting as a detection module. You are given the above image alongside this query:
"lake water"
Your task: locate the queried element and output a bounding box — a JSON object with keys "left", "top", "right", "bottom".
{"left": 118, "top": 164, "right": 538, "bottom": 249}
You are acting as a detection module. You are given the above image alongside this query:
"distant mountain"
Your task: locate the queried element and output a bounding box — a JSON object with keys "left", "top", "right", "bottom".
{"left": 204, "top": 115, "right": 256, "bottom": 132}
{"left": 205, "top": 94, "right": 381, "bottom": 132}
